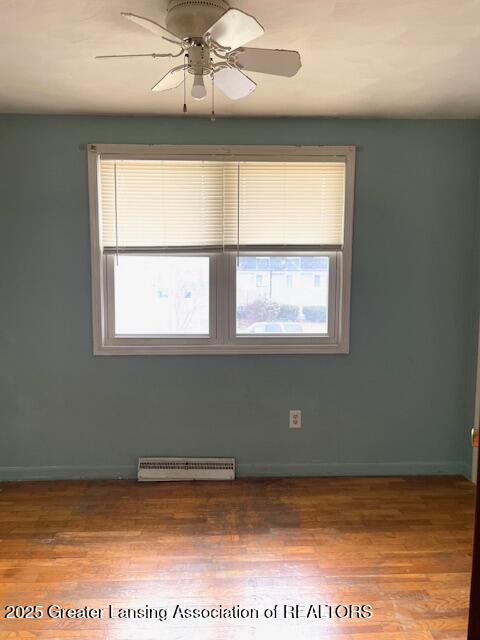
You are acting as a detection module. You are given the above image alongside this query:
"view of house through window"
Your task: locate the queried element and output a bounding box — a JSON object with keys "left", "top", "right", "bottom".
{"left": 236, "top": 256, "right": 329, "bottom": 335}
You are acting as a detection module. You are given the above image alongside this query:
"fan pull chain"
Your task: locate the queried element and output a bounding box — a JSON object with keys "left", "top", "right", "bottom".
{"left": 114, "top": 160, "right": 119, "bottom": 266}
{"left": 237, "top": 163, "right": 240, "bottom": 266}
{"left": 211, "top": 60, "right": 215, "bottom": 122}
{"left": 183, "top": 54, "right": 188, "bottom": 113}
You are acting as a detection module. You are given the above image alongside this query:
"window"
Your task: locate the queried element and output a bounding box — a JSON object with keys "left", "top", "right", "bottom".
{"left": 113, "top": 256, "right": 210, "bottom": 335}
{"left": 236, "top": 257, "right": 329, "bottom": 335}
{"left": 88, "top": 145, "right": 355, "bottom": 355}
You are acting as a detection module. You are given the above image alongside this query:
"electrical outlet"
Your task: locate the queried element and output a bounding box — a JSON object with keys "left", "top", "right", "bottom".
{"left": 289, "top": 409, "right": 301, "bottom": 429}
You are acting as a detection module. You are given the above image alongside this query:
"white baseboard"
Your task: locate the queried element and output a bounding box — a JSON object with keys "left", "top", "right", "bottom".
{"left": 0, "top": 460, "right": 470, "bottom": 482}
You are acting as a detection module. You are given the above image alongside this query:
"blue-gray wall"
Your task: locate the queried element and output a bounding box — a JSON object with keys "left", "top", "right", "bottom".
{"left": 0, "top": 115, "right": 479, "bottom": 480}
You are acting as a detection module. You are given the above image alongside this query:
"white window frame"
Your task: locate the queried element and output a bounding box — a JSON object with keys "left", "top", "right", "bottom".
{"left": 227, "top": 252, "right": 339, "bottom": 349}
{"left": 104, "top": 252, "right": 219, "bottom": 347}
{"left": 88, "top": 144, "right": 355, "bottom": 355}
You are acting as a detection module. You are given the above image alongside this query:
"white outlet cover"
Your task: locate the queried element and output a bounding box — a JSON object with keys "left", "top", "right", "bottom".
{"left": 289, "top": 409, "right": 302, "bottom": 429}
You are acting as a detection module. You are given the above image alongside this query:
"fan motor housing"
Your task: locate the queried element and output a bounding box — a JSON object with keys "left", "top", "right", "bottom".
{"left": 166, "top": 0, "right": 229, "bottom": 38}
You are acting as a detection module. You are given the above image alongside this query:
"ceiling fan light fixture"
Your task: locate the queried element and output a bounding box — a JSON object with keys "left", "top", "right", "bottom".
{"left": 191, "top": 73, "right": 207, "bottom": 100}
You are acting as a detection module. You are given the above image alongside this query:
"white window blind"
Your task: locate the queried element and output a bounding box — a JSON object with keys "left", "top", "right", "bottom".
{"left": 99, "top": 158, "right": 346, "bottom": 252}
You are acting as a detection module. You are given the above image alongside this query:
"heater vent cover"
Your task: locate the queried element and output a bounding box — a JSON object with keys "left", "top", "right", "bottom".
{"left": 137, "top": 457, "right": 235, "bottom": 481}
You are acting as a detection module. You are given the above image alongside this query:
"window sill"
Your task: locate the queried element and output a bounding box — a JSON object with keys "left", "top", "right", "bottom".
{"left": 93, "top": 341, "right": 350, "bottom": 356}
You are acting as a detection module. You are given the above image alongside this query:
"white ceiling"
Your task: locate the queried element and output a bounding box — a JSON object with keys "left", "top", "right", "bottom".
{"left": 2, "top": 0, "right": 480, "bottom": 118}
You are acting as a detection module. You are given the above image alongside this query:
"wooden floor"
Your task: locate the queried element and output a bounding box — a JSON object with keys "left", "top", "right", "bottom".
{"left": 0, "top": 476, "right": 474, "bottom": 640}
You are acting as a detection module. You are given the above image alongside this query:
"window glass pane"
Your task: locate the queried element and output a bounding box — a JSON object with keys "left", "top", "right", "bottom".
{"left": 114, "top": 256, "right": 209, "bottom": 335}
{"left": 236, "top": 256, "right": 329, "bottom": 335}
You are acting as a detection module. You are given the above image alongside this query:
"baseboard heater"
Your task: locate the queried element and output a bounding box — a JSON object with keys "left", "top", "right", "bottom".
{"left": 137, "top": 457, "right": 235, "bottom": 482}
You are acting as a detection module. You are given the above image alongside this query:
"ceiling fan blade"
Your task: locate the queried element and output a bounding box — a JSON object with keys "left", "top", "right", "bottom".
{"left": 206, "top": 9, "right": 264, "bottom": 50}
{"left": 214, "top": 67, "right": 256, "bottom": 100}
{"left": 229, "top": 48, "right": 301, "bottom": 77}
{"left": 121, "top": 12, "right": 182, "bottom": 44}
{"left": 151, "top": 66, "right": 185, "bottom": 92}
{"left": 96, "top": 53, "right": 174, "bottom": 60}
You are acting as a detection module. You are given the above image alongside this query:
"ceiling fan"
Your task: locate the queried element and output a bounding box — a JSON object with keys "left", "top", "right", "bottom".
{"left": 96, "top": 0, "right": 301, "bottom": 117}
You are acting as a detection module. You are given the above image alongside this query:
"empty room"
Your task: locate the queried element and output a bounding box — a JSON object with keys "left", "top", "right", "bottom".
{"left": 1, "top": 1, "right": 480, "bottom": 638}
